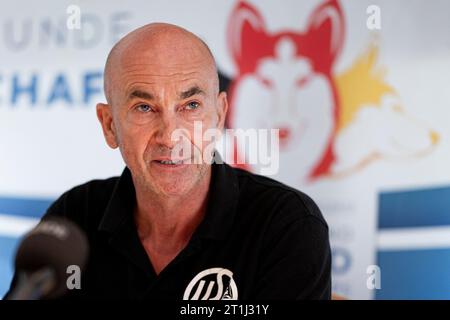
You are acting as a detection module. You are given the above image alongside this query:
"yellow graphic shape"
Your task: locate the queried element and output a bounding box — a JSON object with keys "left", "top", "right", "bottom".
{"left": 335, "top": 43, "right": 394, "bottom": 131}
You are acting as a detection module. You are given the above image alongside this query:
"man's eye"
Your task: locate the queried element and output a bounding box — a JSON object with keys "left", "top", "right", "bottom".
{"left": 136, "top": 104, "right": 153, "bottom": 113}
{"left": 185, "top": 101, "right": 200, "bottom": 110}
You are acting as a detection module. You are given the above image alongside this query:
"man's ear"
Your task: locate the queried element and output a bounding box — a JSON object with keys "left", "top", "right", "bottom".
{"left": 96, "top": 103, "right": 119, "bottom": 149}
{"left": 216, "top": 91, "right": 229, "bottom": 131}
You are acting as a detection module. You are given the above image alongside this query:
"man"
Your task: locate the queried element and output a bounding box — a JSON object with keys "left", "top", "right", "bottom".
{"left": 6, "top": 23, "right": 331, "bottom": 299}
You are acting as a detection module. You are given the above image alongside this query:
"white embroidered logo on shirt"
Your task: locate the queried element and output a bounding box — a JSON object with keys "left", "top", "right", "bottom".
{"left": 183, "top": 267, "right": 238, "bottom": 300}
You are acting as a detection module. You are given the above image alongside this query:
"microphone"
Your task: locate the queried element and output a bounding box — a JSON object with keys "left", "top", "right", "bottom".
{"left": 7, "top": 217, "right": 89, "bottom": 300}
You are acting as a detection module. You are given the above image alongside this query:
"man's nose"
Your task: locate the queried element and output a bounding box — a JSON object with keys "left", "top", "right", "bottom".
{"left": 155, "top": 114, "right": 180, "bottom": 149}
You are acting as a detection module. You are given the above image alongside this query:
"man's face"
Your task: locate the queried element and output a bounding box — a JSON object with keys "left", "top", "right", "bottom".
{"left": 100, "top": 50, "right": 227, "bottom": 196}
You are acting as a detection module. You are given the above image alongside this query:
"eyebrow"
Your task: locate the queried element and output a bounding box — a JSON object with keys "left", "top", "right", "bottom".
{"left": 128, "top": 90, "right": 154, "bottom": 101}
{"left": 179, "top": 86, "right": 205, "bottom": 100}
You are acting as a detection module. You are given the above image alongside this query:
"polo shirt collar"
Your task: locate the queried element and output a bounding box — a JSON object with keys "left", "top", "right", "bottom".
{"left": 98, "top": 153, "right": 240, "bottom": 242}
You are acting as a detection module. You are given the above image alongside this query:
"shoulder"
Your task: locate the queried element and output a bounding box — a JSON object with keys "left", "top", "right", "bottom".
{"left": 230, "top": 167, "right": 331, "bottom": 299}
{"left": 233, "top": 166, "right": 328, "bottom": 229}
{"left": 43, "top": 175, "right": 120, "bottom": 229}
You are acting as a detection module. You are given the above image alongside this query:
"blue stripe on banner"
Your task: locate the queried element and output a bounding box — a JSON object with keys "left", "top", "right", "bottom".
{"left": 378, "top": 186, "right": 450, "bottom": 229}
{"left": 0, "top": 196, "right": 54, "bottom": 218}
{"left": 376, "top": 248, "right": 450, "bottom": 299}
{"left": 0, "top": 236, "right": 20, "bottom": 299}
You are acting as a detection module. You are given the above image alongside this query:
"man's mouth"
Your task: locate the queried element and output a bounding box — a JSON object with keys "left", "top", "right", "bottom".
{"left": 154, "top": 159, "right": 185, "bottom": 165}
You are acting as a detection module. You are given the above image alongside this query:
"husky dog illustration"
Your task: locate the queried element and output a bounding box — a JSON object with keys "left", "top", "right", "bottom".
{"left": 226, "top": 0, "right": 344, "bottom": 183}
{"left": 224, "top": 0, "right": 438, "bottom": 184}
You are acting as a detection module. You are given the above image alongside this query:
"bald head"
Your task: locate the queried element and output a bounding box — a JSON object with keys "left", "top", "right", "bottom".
{"left": 103, "top": 23, "right": 219, "bottom": 105}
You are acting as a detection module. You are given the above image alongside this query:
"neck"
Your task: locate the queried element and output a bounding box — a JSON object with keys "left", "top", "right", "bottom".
{"left": 133, "top": 168, "right": 211, "bottom": 252}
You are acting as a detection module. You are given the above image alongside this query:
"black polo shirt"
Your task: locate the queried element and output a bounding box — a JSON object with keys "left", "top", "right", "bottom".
{"left": 6, "top": 161, "right": 331, "bottom": 300}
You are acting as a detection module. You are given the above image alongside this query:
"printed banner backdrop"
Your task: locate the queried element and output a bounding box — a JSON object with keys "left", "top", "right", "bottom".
{"left": 1, "top": 0, "right": 450, "bottom": 299}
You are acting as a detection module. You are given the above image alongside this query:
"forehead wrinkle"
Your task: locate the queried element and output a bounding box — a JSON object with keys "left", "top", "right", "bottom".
{"left": 119, "top": 62, "right": 210, "bottom": 80}
{"left": 122, "top": 72, "right": 204, "bottom": 91}
{"left": 120, "top": 68, "right": 210, "bottom": 99}
{"left": 120, "top": 69, "right": 202, "bottom": 80}
{"left": 124, "top": 81, "right": 207, "bottom": 102}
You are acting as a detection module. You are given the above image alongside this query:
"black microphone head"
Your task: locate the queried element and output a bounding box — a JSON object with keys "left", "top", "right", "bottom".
{"left": 14, "top": 216, "right": 89, "bottom": 299}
